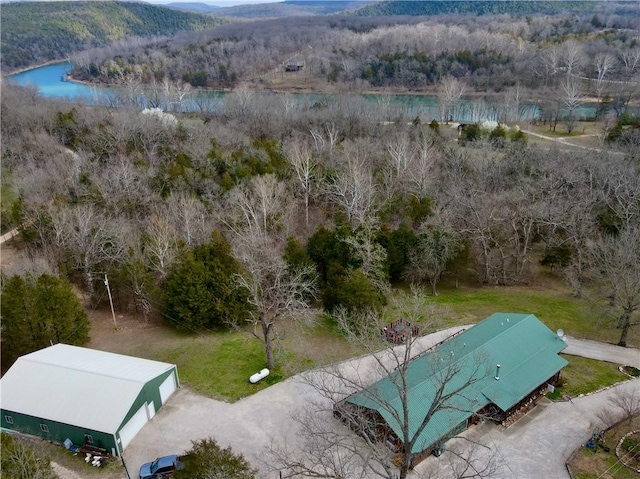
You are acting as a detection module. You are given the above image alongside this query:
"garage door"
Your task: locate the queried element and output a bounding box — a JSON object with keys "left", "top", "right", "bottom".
{"left": 159, "top": 372, "right": 177, "bottom": 404}
{"left": 118, "top": 405, "right": 147, "bottom": 450}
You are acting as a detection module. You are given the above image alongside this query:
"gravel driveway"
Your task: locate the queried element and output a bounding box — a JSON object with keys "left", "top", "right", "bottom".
{"left": 123, "top": 327, "right": 465, "bottom": 478}
{"left": 122, "top": 330, "right": 639, "bottom": 479}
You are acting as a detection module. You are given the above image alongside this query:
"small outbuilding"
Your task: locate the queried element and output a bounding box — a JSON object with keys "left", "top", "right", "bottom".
{"left": 0, "top": 344, "right": 179, "bottom": 456}
{"left": 335, "top": 313, "right": 568, "bottom": 464}
{"left": 285, "top": 60, "right": 304, "bottom": 72}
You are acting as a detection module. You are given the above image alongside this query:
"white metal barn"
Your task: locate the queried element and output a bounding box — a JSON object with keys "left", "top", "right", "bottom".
{"left": 0, "top": 344, "right": 179, "bottom": 455}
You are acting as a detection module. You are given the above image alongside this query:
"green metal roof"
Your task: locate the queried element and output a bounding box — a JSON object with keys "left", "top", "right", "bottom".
{"left": 344, "top": 313, "right": 568, "bottom": 454}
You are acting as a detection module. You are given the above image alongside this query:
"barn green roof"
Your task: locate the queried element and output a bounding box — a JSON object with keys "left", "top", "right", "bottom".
{"left": 343, "top": 313, "right": 568, "bottom": 454}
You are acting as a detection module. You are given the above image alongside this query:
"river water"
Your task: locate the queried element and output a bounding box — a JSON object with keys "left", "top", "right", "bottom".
{"left": 7, "top": 61, "right": 595, "bottom": 122}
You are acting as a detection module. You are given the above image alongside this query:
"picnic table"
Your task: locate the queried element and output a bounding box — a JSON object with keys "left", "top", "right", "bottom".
{"left": 382, "top": 320, "right": 419, "bottom": 344}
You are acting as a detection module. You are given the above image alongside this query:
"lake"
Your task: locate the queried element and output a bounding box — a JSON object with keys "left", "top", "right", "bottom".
{"left": 6, "top": 61, "right": 597, "bottom": 122}
{"left": 8, "top": 62, "right": 106, "bottom": 101}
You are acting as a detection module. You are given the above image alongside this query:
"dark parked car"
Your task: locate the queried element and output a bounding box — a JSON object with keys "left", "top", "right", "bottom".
{"left": 139, "top": 455, "right": 184, "bottom": 479}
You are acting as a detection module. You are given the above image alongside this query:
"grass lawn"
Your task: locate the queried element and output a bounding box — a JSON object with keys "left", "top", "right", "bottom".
{"left": 150, "top": 331, "right": 279, "bottom": 402}
{"left": 547, "top": 355, "right": 630, "bottom": 399}
{"left": 524, "top": 120, "right": 602, "bottom": 137}
{"left": 87, "top": 280, "right": 637, "bottom": 402}
{"left": 87, "top": 309, "right": 358, "bottom": 402}
{"left": 148, "top": 315, "right": 365, "bottom": 402}
{"left": 424, "top": 282, "right": 638, "bottom": 347}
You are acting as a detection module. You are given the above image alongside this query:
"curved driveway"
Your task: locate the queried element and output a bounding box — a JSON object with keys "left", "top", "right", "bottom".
{"left": 123, "top": 329, "right": 639, "bottom": 479}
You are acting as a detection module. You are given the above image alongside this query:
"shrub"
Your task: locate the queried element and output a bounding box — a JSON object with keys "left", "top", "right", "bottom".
{"left": 459, "top": 123, "right": 481, "bottom": 144}
{"left": 623, "top": 365, "right": 640, "bottom": 377}
{"left": 176, "top": 438, "right": 256, "bottom": 479}
{"left": 489, "top": 124, "right": 508, "bottom": 148}
{"left": 0, "top": 433, "right": 57, "bottom": 479}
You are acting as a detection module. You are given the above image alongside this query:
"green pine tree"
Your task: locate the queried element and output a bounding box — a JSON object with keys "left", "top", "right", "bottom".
{"left": 164, "top": 231, "right": 252, "bottom": 330}
{"left": 1, "top": 273, "right": 89, "bottom": 369}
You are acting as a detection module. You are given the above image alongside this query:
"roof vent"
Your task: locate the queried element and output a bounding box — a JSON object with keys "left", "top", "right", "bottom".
{"left": 495, "top": 364, "right": 501, "bottom": 381}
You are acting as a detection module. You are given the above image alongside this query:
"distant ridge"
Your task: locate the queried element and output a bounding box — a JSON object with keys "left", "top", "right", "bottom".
{"left": 353, "top": 1, "right": 610, "bottom": 17}
{"left": 214, "top": 0, "right": 373, "bottom": 18}
{"left": 162, "top": 2, "right": 221, "bottom": 13}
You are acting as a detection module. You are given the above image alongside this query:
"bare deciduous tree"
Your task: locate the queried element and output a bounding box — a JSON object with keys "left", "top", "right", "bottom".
{"left": 284, "top": 136, "right": 317, "bottom": 229}
{"left": 594, "top": 52, "right": 616, "bottom": 100}
{"left": 590, "top": 226, "right": 640, "bottom": 347}
{"left": 233, "top": 233, "right": 318, "bottom": 369}
{"left": 143, "top": 214, "right": 178, "bottom": 279}
{"left": 561, "top": 39, "right": 584, "bottom": 77}
{"left": 418, "top": 438, "right": 503, "bottom": 479}
{"left": 48, "top": 204, "right": 126, "bottom": 304}
{"left": 608, "top": 386, "right": 640, "bottom": 422}
{"left": 438, "top": 76, "right": 467, "bottom": 123}
{"left": 225, "top": 174, "right": 292, "bottom": 237}
{"left": 325, "top": 144, "right": 378, "bottom": 227}
{"left": 267, "top": 295, "right": 500, "bottom": 479}
{"left": 342, "top": 218, "right": 390, "bottom": 297}
{"left": 386, "top": 133, "right": 411, "bottom": 179}
{"left": 561, "top": 76, "right": 583, "bottom": 133}
{"left": 619, "top": 47, "right": 640, "bottom": 80}
{"left": 167, "top": 193, "right": 210, "bottom": 247}
{"left": 596, "top": 384, "right": 640, "bottom": 427}
{"left": 226, "top": 83, "right": 256, "bottom": 119}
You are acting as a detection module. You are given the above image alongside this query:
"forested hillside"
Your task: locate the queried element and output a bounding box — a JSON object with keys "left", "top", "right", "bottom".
{"left": 354, "top": 0, "right": 617, "bottom": 17}
{"left": 2, "top": 77, "right": 639, "bottom": 351}
{"left": 65, "top": 7, "right": 640, "bottom": 122}
{"left": 0, "top": 1, "right": 222, "bottom": 70}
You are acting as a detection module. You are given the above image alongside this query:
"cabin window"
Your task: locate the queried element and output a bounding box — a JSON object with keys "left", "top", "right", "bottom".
{"left": 4, "top": 415, "right": 13, "bottom": 424}
{"left": 84, "top": 434, "right": 94, "bottom": 444}
{"left": 40, "top": 424, "right": 49, "bottom": 433}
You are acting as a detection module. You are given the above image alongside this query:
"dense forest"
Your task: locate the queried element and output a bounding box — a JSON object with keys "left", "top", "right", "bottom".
{"left": 354, "top": 0, "right": 626, "bottom": 17}
{"left": 2, "top": 65, "right": 639, "bottom": 343}
{"left": 0, "top": 1, "right": 223, "bottom": 70}
{"left": 66, "top": 8, "right": 640, "bottom": 104}
{"left": 1, "top": 0, "right": 639, "bottom": 351}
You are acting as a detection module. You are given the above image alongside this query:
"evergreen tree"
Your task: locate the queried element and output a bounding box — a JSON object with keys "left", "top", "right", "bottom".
{"left": 1, "top": 273, "right": 89, "bottom": 368}
{"left": 323, "top": 267, "right": 384, "bottom": 314}
{"left": 164, "top": 231, "right": 252, "bottom": 330}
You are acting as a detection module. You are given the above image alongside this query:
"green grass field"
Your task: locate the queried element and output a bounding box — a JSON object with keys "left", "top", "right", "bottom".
{"left": 548, "top": 355, "right": 630, "bottom": 399}
{"left": 148, "top": 332, "right": 283, "bottom": 402}
{"left": 426, "top": 283, "right": 637, "bottom": 346}
{"left": 89, "top": 281, "right": 638, "bottom": 402}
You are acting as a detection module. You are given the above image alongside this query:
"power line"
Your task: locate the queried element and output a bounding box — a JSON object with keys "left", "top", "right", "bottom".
{"left": 595, "top": 439, "right": 640, "bottom": 478}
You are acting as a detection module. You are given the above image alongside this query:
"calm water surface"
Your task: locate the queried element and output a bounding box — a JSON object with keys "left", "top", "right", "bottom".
{"left": 8, "top": 62, "right": 106, "bottom": 101}
{"left": 8, "top": 61, "right": 600, "bottom": 121}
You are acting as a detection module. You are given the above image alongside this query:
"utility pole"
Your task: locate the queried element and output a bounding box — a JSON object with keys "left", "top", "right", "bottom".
{"left": 103, "top": 273, "right": 117, "bottom": 329}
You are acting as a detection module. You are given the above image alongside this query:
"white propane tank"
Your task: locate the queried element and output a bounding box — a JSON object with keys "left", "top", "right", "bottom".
{"left": 249, "top": 368, "right": 269, "bottom": 384}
